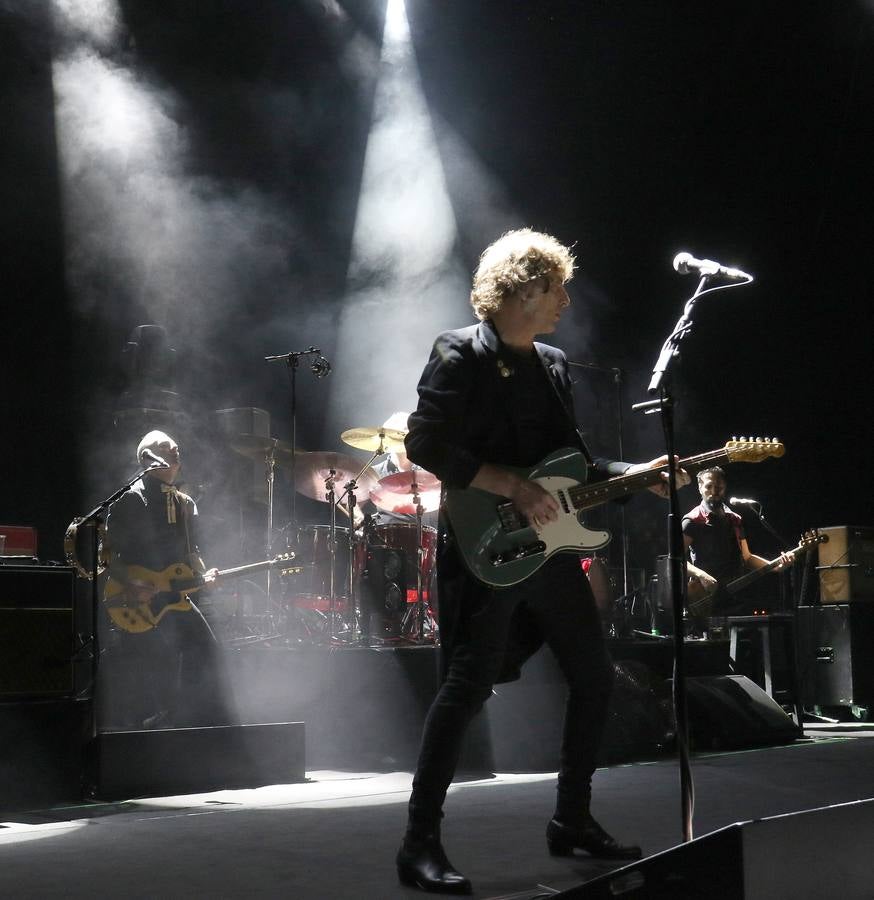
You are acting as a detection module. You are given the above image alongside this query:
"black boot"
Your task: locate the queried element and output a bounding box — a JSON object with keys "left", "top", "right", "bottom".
{"left": 546, "top": 815, "right": 642, "bottom": 860}
{"left": 396, "top": 831, "right": 472, "bottom": 895}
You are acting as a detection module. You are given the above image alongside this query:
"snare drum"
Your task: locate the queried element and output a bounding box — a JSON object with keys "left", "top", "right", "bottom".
{"left": 287, "top": 524, "right": 352, "bottom": 609}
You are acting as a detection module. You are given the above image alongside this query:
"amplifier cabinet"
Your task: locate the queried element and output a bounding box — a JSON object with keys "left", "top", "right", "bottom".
{"left": 0, "top": 566, "right": 77, "bottom": 698}
{"left": 818, "top": 526, "right": 874, "bottom": 603}
{"left": 798, "top": 604, "right": 874, "bottom": 709}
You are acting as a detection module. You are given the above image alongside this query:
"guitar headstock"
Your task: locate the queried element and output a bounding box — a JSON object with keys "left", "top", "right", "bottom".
{"left": 270, "top": 552, "right": 303, "bottom": 577}
{"left": 270, "top": 552, "right": 295, "bottom": 565}
{"left": 724, "top": 436, "right": 785, "bottom": 463}
{"left": 798, "top": 529, "right": 828, "bottom": 550}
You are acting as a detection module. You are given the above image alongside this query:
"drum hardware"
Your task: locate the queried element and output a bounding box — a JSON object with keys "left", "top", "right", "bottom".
{"left": 229, "top": 434, "right": 301, "bottom": 615}
{"left": 369, "top": 470, "right": 441, "bottom": 644}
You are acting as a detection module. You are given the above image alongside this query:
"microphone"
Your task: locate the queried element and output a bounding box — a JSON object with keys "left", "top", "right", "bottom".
{"left": 311, "top": 355, "right": 331, "bottom": 378}
{"left": 729, "top": 497, "right": 760, "bottom": 507}
{"left": 141, "top": 448, "right": 171, "bottom": 469}
{"left": 673, "top": 252, "right": 753, "bottom": 281}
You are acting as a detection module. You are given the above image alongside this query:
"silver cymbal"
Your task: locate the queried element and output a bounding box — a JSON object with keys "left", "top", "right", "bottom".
{"left": 293, "top": 451, "right": 380, "bottom": 503}
{"left": 229, "top": 435, "right": 294, "bottom": 460}
{"left": 371, "top": 470, "right": 441, "bottom": 514}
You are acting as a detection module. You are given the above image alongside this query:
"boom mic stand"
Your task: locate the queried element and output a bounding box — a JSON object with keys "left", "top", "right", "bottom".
{"left": 265, "top": 346, "right": 331, "bottom": 614}
{"left": 633, "top": 260, "right": 755, "bottom": 844}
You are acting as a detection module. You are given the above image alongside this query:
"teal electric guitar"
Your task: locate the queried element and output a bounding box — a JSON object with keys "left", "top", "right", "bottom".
{"left": 445, "top": 438, "right": 785, "bottom": 588}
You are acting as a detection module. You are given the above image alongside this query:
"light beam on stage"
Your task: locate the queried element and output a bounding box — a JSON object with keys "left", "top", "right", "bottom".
{"left": 326, "top": 0, "right": 471, "bottom": 441}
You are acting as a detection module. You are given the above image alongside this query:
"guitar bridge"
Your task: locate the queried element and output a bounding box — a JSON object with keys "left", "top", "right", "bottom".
{"left": 490, "top": 541, "right": 546, "bottom": 566}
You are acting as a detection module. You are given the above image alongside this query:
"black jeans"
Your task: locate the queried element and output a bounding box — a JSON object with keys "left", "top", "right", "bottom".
{"left": 407, "top": 552, "right": 614, "bottom": 833}
{"left": 99, "top": 601, "right": 237, "bottom": 729}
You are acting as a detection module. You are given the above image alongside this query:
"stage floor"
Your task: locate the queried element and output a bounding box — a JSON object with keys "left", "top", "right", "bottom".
{"left": 2, "top": 733, "right": 873, "bottom": 898}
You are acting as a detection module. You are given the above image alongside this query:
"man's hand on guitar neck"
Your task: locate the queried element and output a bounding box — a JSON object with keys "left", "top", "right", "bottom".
{"left": 624, "top": 455, "right": 691, "bottom": 499}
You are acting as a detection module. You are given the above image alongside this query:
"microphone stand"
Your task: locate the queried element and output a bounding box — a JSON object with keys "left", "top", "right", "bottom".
{"left": 634, "top": 268, "right": 756, "bottom": 844}
{"left": 633, "top": 273, "right": 710, "bottom": 845}
{"left": 265, "top": 347, "right": 330, "bottom": 619}
{"left": 568, "top": 360, "right": 629, "bottom": 597}
{"left": 743, "top": 501, "right": 793, "bottom": 611}
{"left": 77, "top": 463, "right": 168, "bottom": 745}
{"left": 265, "top": 346, "right": 330, "bottom": 533}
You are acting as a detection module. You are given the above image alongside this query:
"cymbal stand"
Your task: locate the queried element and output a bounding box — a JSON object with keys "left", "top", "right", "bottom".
{"left": 324, "top": 467, "right": 340, "bottom": 642}
{"left": 411, "top": 476, "right": 428, "bottom": 643}
{"left": 263, "top": 439, "right": 279, "bottom": 624}
{"left": 332, "top": 438, "right": 386, "bottom": 644}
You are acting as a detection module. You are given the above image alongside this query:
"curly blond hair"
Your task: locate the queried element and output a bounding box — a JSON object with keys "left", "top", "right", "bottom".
{"left": 470, "top": 228, "right": 576, "bottom": 321}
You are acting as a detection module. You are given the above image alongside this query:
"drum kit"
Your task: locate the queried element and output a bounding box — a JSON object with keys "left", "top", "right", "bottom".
{"left": 226, "top": 422, "right": 440, "bottom": 647}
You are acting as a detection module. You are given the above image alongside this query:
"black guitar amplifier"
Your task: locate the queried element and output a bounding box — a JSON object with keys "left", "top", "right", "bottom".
{"left": 0, "top": 565, "right": 77, "bottom": 697}
{"left": 798, "top": 604, "right": 874, "bottom": 710}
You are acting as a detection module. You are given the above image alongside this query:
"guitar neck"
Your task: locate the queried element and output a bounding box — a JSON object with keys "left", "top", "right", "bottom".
{"left": 218, "top": 560, "right": 274, "bottom": 579}
{"left": 723, "top": 546, "right": 799, "bottom": 597}
{"left": 568, "top": 448, "right": 731, "bottom": 511}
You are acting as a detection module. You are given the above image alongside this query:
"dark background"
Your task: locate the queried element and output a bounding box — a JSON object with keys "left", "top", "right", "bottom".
{"left": 1, "top": 0, "right": 871, "bottom": 575}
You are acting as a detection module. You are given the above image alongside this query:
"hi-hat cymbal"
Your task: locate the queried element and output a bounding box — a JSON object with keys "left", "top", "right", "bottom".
{"left": 293, "top": 451, "right": 380, "bottom": 503}
{"left": 229, "top": 435, "right": 294, "bottom": 460}
{"left": 340, "top": 426, "right": 407, "bottom": 453}
{"left": 371, "top": 470, "right": 441, "bottom": 515}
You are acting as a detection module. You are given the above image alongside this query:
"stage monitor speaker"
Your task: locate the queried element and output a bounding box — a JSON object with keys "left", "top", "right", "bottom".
{"left": 0, "top": 566, "right": 77, "bottom": 698}
{"left": 554, "top": 798, "right": 874, "bottom": 899}
{"left": 683, "top": 675, "right": 799, "bottom": 750}
{"left": 797, "top": 604, "right": 874, "bottom": 709}
{"left": 818, "top": 525, "right": 874, "bottom": 603}
{"left": 90, "top": 721, "right": 306, "bottom": 799}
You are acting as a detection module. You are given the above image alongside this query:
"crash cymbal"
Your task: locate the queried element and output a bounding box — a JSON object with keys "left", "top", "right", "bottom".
{"left": 371, "top": 486, "right": 441, "bottom": 515}
{"left": 377, "top": 470, "right": 441, "bottom": 494}
{"left": 229, "top": 435, "right": 294, "bottom": 460}
{"left": 371, "top": 470, "right": 441, "bottom": 514}
{"left": 293, "top": 451, "right": 380, "bottom": 503}
{"left": 340, "top": 426, "right": 407, "bottom": 453}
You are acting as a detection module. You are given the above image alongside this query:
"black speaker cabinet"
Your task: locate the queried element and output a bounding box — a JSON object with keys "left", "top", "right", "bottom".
{"left": 90, "top": 721, "right": 306, "bottom": 799}
{"left": 0, "top": 566, "right": 77, "bottom": 697}
{"left": 556, "top": 798, "right": 874, "bottom": 899}
{"left": 818, "top": 525, "right": 874, "bottom": 603}
{"left": 798, "top": 604, "right": 874, "bottom": 709}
